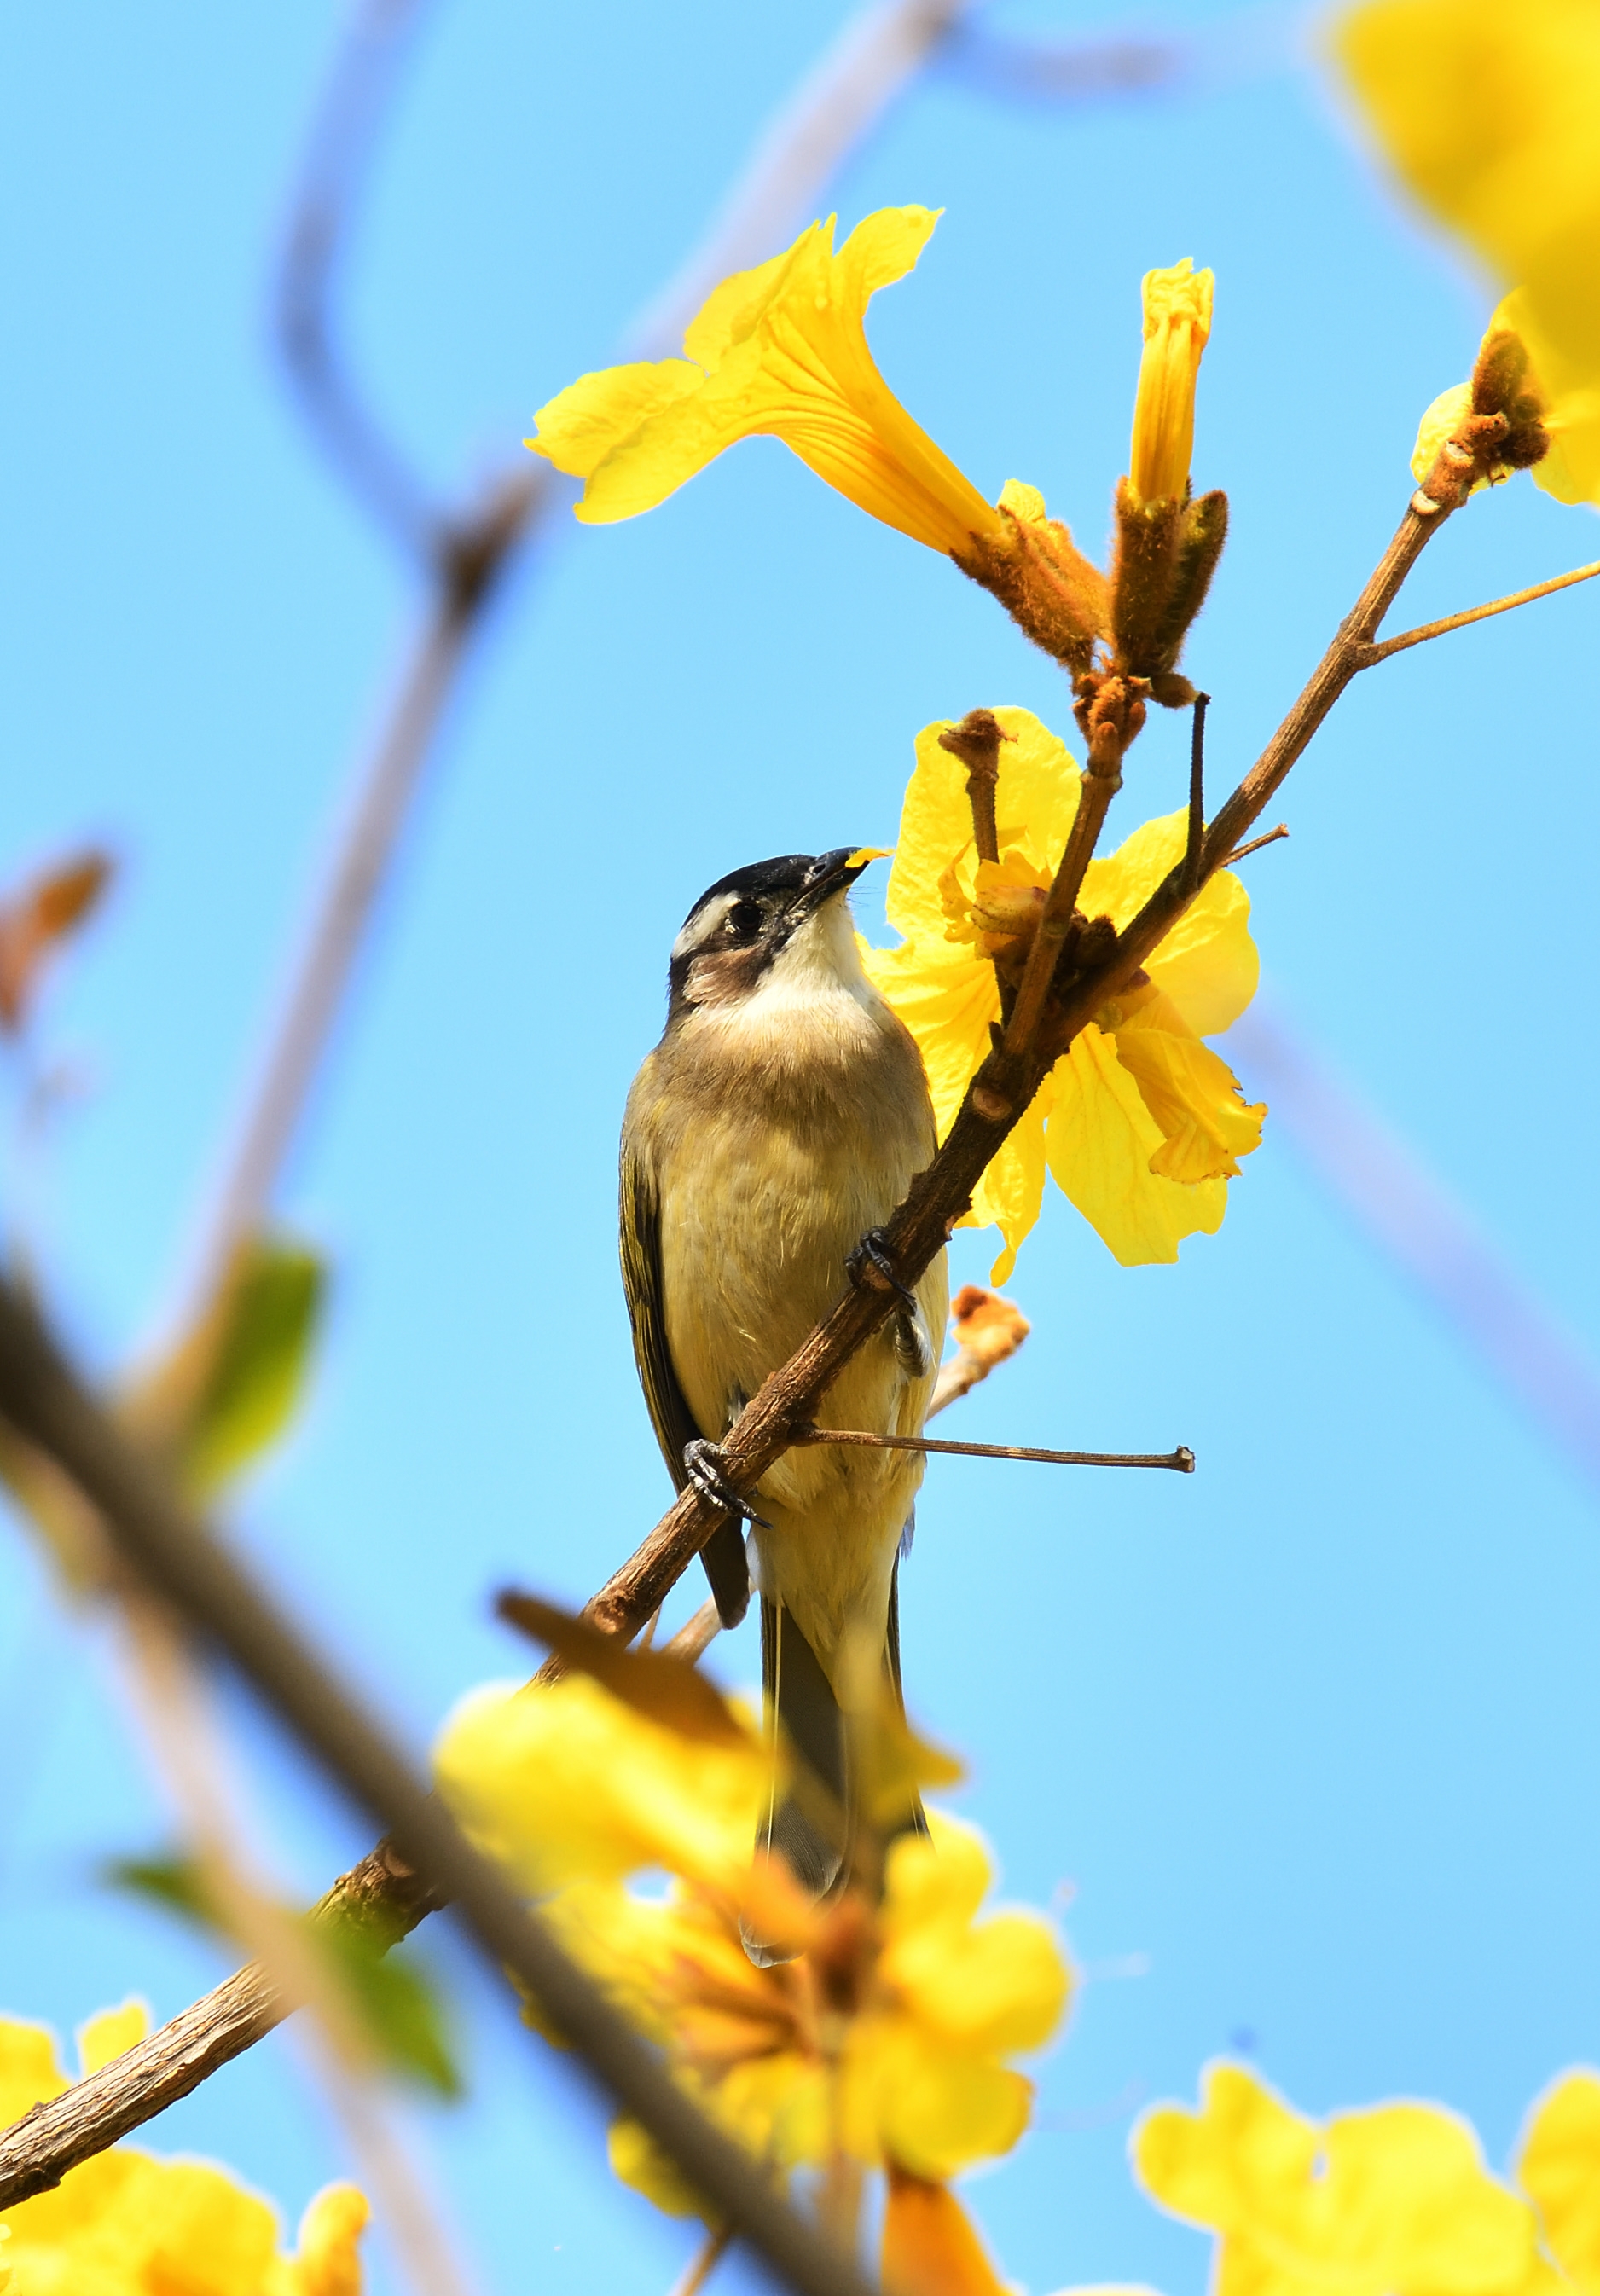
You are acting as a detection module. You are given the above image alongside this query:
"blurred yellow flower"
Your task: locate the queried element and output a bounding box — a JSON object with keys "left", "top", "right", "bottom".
{"left": 883, "top": 2167, "right": 1009, "bottom": 2296}
{"left": 560, "top": 1811, "right": 1069, "bottom": 2212}
{"left": 433, "top": 1671, "right": 770, "bottom": 1899}
{"left": 1336, "top": 0, "right": 1600, "bottom": 504}
{"left": 1135, "top": 2061, "right": 1554, "bottom": 2296}
{"left": 528, "top": 207, "right": 1007, "bottom": 554}
{"left": 1518, "top": 2071, "right": 1600, "bottom": 2296}
{"left": 862, "top": 707, "right": 1263, "bottom": 1276}
{"left": 0, "top": 2005, "right": 367, "bottom": 2295}
{"left": 1129, "top": 260, "right": 1214, "bottom": 506}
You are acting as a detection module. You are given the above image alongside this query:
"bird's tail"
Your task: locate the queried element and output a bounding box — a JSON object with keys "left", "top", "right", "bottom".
{"left": 745, "top": 1560, "right": 925, "bottom": 1965}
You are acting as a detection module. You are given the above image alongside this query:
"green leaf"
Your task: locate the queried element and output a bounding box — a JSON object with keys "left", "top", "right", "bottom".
{"left": 104, "top": 1851, "right": 218, "bottom": 1931}
{"left": 316, "top": 1927, "right": 462, "bottom": 2098}
{"left": 183, "top": 1238, "right": 324, "bottom": 1495}
{"left": 106, "top": 1849, "right": 461, "bottom": 2097}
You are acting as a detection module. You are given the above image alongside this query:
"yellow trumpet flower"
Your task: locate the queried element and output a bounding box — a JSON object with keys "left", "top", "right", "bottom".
{"left": 555, "top": 1812, "right": 1069, "bottom": 2212}
{"left": 1134, "top": 2061, "right": 1587, "bottom": 2296}
{"left": 0, "top": 2003, "right": 368, "bottom": 2293}
{"left": 433, "top": 1671, "right": 770, "bottom": 1899}
{"left": 528, "top": 206, "right": 1007, "bottom": 555}
{"left": 1128, "top": 259, "right": 1214, "bottom": 507}
{"left": 862, "top": 708, "right": 1264, "bottom": 1277}
{"left": 1337, "top": 0, "right": 1600, "bottom": 505}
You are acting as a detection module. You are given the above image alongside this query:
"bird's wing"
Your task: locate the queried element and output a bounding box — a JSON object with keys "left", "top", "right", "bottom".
{"left": 619, "top": 1139, "right": 701, "bottom": 1481}
{"left": 620, "top": 1139, "right": 751, "bottom": 1628}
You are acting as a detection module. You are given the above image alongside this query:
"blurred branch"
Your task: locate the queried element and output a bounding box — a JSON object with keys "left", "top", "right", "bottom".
{"left": 183, "top": 0, "right": 987, "bottom": 1320}
{"left": 274, "top": 0, "right": 440, "bottom": 563}
{"left": 0, "top": 1274, "right": 878, "bottom": 2296}
{"left": 0, "top": 1280, "right": 1030, "bottom": 2171}
{"left": 627, "top": 0, "right": 976, "bottom": 357}
{"left": 183, "top": 473, "right": 541, "bottom": 1314}
{"left": 113, "top": 1589, "right": 477, "bottom": 2296}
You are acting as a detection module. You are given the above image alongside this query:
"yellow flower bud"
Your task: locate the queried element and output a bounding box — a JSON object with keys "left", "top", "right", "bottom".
{"left": 1128, "top": 258, "right": 1214, "bottom": 506}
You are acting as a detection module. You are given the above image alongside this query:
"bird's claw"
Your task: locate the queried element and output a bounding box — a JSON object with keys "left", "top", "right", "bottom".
{"left": 683, "top": 1438, "right": 772, "bottom": 1530}
{"left": 847, "top": 1226, "right": 918, "bottom": 1310}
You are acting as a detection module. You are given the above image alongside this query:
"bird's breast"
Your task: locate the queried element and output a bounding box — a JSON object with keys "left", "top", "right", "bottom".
{"left": 639, "top": 988, "right": 942, "bottom": 1445}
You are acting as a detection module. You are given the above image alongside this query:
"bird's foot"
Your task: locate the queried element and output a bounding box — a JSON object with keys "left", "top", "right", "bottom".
{"left": 846, "top": 1226, "right": 917, "bottom": 1310}
{"left": 683, "top": 1438, "right": 772, "bottom": 1530}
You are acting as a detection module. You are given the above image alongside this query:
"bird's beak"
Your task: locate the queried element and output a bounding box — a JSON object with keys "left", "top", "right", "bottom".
{"left": 787, "top": 846, "right": 889, "bottom": 919}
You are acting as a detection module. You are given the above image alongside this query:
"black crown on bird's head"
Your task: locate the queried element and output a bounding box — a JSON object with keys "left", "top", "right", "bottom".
{"left": 667, "top": 848, "right": 871, "bottom": 1012}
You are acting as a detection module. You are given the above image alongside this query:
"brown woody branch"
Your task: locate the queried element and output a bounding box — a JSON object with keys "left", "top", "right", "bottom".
{"left": 0, "top": 480, "right": 1461, "bottom": 2204}
{"left": 1352, "top": 555, "right": 1600, "bottom": 667}
{"left": 0, "top": 1278, "right": 880, "bottom": 2296}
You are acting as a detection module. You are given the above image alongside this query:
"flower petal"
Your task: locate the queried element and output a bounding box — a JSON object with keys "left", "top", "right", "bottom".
{"left": 1137, "top": 2062, "right": 1545, "bottom": 2296}
{"left": 1110, "top": 994, "right": 1265, "bottom": 1184}
{"left": 1517, "top": 2070, "right": 1600, "bottom": 2296}
{"left": 863, "top": 934, "right": 997, "bottom": 1142}
{"left": 970, "top": 1079, "right": 1051, "bottom": 1284}
{"left": 1045, "top": 1024, "right": 1226, "bottom": 1267}
{"left": 1082, "top": 809, "right": 1259, "bottom": 1038}
{"left": 531, "top": 209, "right": 1004, "bottom": 549}
{"left": 883, "top": 2170, "right": 1010, "bottom": 2296}
{"left": 434, "top": 1674, "right": 767, "bottom": 1894}
{"left": 527, "top": 360, "right": 704, "bottom": 494}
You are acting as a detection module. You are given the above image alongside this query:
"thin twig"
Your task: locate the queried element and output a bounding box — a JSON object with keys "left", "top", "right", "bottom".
{"left": 1181, "top": 692, "right": 1209, "bottom": 897}
{"left": 671, "top": 2228, "right": 733, "bottom": 2296}
{"left": 797, "top": 1428, "right": 1194, "bottom": 1470}
{"left": 1220, "top": 825, "right": 1288, "bottom": 867}
{"left": 0, "top": 1278, "right": 879, "bottom": 2296}
{"left": 1354, "top": 558, "right": 1600, "bottom": 666}
{"left": 0, "top": 484, "right": 1454, "bottom": 2191}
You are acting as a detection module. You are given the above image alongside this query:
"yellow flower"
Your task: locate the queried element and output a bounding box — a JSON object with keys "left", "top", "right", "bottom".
{"left": 562, "top": 1812, "right": 1069, "bottom": 2212}
{"left": 433, "top": 1671, "right": 770, "bottom": 1899}
{"left": 0, "top": 2005, "right": 368, "bottom": 2295}
{"left": 1518, "top": 2072, "right": 1600, "bottom": 2296}
{"left": 1128, "top": 260, "right": 1214, "bottom": 506}
{"left": 1336, "top": 0, "right": 1600, "bottom": 504}
{"left": 862, "top": 707, "right": 1263, "bottom": 1276}
{"left": 528, "top": 207, "right": 1007, "bottom": 555}
{"left": 1135, "top": 2061, "right": 1555, "bottom": 2296}
{"left": 883, "top": 2168, "right": 1010, "bottom": 2296}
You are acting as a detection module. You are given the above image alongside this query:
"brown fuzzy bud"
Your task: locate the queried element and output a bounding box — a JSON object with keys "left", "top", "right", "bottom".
{"left": 938, "top": 709, "right": 1009, "bottom": 864}
{"left": 1108, "top": 481, "right": 1182, "bottom": 681}
{"left": 1470, "top": 330, "right": 1550, "bottom": 470}
{"left": 1109, "top": 482, "right": 1228, "bottom": 693}
{"left": 1072, "top": 670, "right": 1148, "bottom": 771}
{"left": 955, "top": 503, "right": 1110, "bottom": 677}
{"left": 1148, "top": 489, "right": 1228, "bottom": 684}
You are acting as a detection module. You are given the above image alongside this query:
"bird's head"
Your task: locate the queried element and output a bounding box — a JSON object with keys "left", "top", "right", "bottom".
{"left": 666, "top": 848, "right": 884, "bottom": 1018}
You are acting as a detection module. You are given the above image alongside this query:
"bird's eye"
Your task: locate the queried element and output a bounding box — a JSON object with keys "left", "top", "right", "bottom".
{"left": 725, "top": 900, "right": 763, "bottom": 938}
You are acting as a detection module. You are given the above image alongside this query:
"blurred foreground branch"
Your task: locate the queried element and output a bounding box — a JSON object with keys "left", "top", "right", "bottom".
{"left": 0, "top": 1275, "right": 879, "bottom": 2296}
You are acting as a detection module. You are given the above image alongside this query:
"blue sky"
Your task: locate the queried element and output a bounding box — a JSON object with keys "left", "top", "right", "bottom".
{"left": 2, "top": 3, "right": 1597, "bottom": 2293}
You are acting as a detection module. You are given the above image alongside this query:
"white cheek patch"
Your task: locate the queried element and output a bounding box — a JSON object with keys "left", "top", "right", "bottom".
{"left": 672, "top": 893, "right": 739, "bottom": 965}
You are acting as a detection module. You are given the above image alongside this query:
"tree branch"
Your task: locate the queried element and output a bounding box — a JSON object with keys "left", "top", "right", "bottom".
{"left": 0, "top": 1278, "right": 880, "bottom": 2296}
{"left": 1352, "top": 557, "right": 1600, "bottom": 667}
{"left": 0, "top": 478, "right": 1457, "bottom": 2210}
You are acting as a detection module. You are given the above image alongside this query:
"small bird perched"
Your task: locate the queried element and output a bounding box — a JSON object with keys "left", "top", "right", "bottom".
{"left": 620, "top": 849, "right": 948, "bottom": 1922}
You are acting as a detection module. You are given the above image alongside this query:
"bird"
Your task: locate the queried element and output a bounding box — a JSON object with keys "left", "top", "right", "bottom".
{"left": 619, "top": 848, "right": 948, "bottom": 1929}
